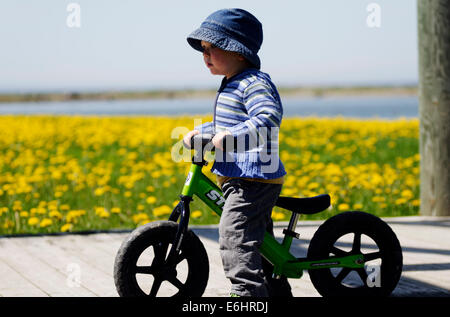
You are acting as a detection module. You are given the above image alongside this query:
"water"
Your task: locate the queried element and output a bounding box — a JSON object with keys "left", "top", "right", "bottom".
{"left": 0, "top": 95, "right": 418, "bottom": 118}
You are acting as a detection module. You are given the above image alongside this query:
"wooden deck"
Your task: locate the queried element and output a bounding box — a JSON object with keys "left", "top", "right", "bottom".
{"left": 0, "top": 216, "right": 449, "bottom": 297}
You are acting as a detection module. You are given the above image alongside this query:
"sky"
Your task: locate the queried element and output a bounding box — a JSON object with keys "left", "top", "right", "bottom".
{"left": 0, "top": 0, "right": 418, "bottom": 93}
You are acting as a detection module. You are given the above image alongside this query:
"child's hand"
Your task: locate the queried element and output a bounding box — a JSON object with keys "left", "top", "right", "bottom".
{"left": 183, "top": 130, "right": 200, "bottom": 148}
{"left": 212, "top": 131, "right": 231, "bottom": 150}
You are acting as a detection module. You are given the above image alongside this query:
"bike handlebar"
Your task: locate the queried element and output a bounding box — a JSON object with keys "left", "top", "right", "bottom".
{"left": 183, "top": 133, "right": 238, "bottom": 153}
{"left": 182, "top": 133, "right": 214, "bottom": 150}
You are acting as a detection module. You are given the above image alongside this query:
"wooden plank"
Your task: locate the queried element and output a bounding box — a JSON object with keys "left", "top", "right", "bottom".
{"left": 11, "top": 237, "right": 118, "bottom": 297}
{"left": 385, "top": 219, "right": 450, "bottom": 292}
{"left": 0, "top": 238, "right": 95, "bottom": 297}
{"left": 0, "top": 259, "right": 48, "bottom": 297}
{"left": 198, "top": 237, "right": 231, "bottom": 297}
{"left": 84, "top": 232, "right": 128, "bottom": 257}
{"left": 385, "top": 219, "right": 450, "bottom": 248}
{"left": 0, "top": 218, "right": 448, "bottom": 297}
{"left": 42, "top": 234, "right": 115, "bottom": 277}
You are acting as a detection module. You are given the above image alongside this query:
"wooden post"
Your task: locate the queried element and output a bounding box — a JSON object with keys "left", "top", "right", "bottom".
{"left": 417, "top": 0, "right": 450, "bottom": 216}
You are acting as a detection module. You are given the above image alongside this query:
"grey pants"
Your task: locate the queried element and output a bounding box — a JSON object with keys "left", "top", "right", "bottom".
{"left": 219, "top": 178, "right": 289, "bottom": 297}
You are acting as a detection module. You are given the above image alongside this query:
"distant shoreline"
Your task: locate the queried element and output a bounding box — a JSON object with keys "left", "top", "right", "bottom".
{"left": 0, "top": 85, "right": 418, "bottom": 103}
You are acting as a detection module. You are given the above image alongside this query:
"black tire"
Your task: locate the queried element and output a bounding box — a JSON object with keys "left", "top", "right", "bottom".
{"left": 114, "top": 220, "right": 209, "bottom": 297}
{"left": 307, "top": 211, "right": 402, "bottom": 297}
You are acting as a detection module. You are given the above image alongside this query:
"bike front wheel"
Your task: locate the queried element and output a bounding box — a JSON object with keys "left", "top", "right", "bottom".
{"left": 307, "top": 211, "right": 402, "bottom": 297}
{"left": 114, "top": 220, "right": 209, "bottom": 297}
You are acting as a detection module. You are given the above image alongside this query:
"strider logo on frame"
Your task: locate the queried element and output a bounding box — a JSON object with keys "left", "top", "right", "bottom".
{"left": 184, "top": 172, "right": 193, "bottom": 185}
{"left": 205, "top": 190, "right": 225, "bottom": 207}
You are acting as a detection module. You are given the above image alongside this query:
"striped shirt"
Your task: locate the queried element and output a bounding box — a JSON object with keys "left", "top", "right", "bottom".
{"left": 195, "top": 68, "right": 286, "bottom": 180}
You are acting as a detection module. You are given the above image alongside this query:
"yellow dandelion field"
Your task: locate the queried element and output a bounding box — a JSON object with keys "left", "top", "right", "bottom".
{"left": 0, "top": 115, "right": 419, "bottom": 235}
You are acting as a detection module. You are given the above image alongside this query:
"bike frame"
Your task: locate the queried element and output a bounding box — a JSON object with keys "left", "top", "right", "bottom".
{"left": 168, "top": 157, "right": 364, "bottom": 279}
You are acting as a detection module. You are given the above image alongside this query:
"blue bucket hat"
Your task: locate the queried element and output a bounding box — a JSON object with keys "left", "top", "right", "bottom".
{"left": 187, "top": 8, "right": 263, "bottom": 69}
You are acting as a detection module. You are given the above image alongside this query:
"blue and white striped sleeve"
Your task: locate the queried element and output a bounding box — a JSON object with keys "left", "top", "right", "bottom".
{"left": 225, "top": 80, "right": 282, "bottom": 147}
{"left": 194, "top": 121, "right": 214, "bottom": 134}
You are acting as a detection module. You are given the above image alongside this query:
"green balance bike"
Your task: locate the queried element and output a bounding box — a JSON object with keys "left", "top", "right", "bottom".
{"left": 114, "top": 134, "right": 403, "bottom": 297}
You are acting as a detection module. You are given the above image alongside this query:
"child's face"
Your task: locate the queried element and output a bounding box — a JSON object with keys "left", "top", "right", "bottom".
{"left": 201, "top": 41, "right": 246, "bottom": 79}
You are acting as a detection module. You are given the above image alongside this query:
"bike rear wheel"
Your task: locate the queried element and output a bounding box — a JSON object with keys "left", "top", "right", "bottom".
{"left": 114, "top": 220, "right": 209, "bottom": 297}
{"left": 307, "top": 211, "right": 402, "bottom": 297}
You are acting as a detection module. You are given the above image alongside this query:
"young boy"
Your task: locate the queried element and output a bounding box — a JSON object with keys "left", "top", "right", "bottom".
{"left": 184, "top": 8, "right": 292, "bottom": 297}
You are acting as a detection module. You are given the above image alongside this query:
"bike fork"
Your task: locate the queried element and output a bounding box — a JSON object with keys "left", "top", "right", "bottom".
{"left": 166, "top": 195, "right": 192, "bottom": 265}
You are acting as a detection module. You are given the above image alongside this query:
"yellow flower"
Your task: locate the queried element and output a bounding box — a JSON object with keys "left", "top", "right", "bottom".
{"left": 146, "top": 196, "right": 157, "bottom": 204}
{"left": 61, "top": 223, "right": 73, "bottom": 232}
{"left": 39, "top": 218, "right": 53, "bottom": 228}
{"left": 127, "top": 152, "right": 138, "bottom": 160}
{"left": 338, "top": 203, "right": 350, "bottom": 211}
{"left": 132, "top": 213, "right": 149, "bottom": 224}
{"left": 401, "top": 189, "right": 414, "bottom": 200}
{"left": 151, "top": 171, "right": 162, "bottom": 178}
{"left": 272, "top": 211, "right": 286, "bottom": 221}
{"left": 282, "top": 188, "right": 298, "bottom": 196}
{"left": 3, "top": 220, "right": 14, "bottom": 229}
{"left": 353, "top": 203, "right": 363, "bottom": 210}
{"left": 118, "top": 148, "right": 127, "bottom": 156}
{"left": 191, "top": 210, "right": 202, "bottom": 219}
{"left": 19, "top": 211, "right": 29, "bottom": 218}
{"left": 66, "top": 210, "right": 86, "bottom": 223}
{"left": 125, "top": 182, "right": 134, "bottom": 190}
{"left": 95, "top": 207, "right": 105, "bottom": 214}
{"left": 95, "top": 207, "right": 110, "bottom": 218}
{"left": 49, "top": 210, "right": 62, "bottom": 220}
{"left": 111, "top": 207, "right": 121, "bottom": 214}
{"left": 48, "top": 203, "right": 58, "bottom": 211}
{"left": 372, "top": 196, "right": 385, "bottom": 203}
{"left": 153, "top": 205, "right": 172, "bottom": 217}
{"left": 0, "top": 207, "right": 9, "bottom": 216}
{"left": 137, "top": 219, "right": 151, "bottom": 226}
{"left": 13, "top": 203, "right": 22, "bottom": 211}
{"left": 395, "top": 198, "right": 407, "bottom": 205}
{"left": 111, "top": 188, "right": 120, "bottom": 194}
{"left": 60, "top": 204, "right": 70, "bottom": 211}
{"left": 124, "top": 191, "right": 132, "bottom": 198}
{"left": 94, "top": 187, "right": 105, "bottom": 196}
{"left": 307, "top": 182, "right": 320, "bottom": 190}
{"left": 28, "top": 217, "right": 39, "bottom": 226}
{"left": 37, "top": 207, "right": 47, "bottom": 215}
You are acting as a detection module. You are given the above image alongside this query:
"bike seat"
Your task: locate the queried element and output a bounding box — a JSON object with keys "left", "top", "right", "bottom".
{"left": 275, "top": 194, "right": 331, "bottom": 215}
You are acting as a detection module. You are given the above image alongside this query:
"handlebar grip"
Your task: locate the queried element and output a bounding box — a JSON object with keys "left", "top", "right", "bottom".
{"left": 183, "top": 133, "right": 238, "bottom": 152}
{"left": 183, "top": 133, "right": 215, "bottom": 150}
